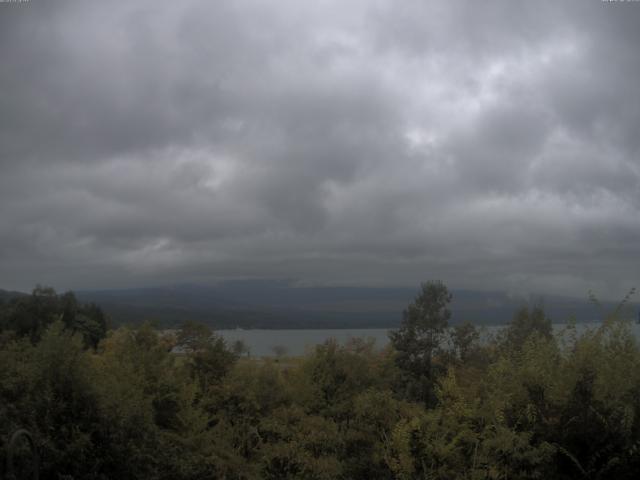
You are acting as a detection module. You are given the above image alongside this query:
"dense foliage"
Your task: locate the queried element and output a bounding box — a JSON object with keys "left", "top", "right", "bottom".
{"left": 1, "top": 284, "right": 640, "bottom": 479}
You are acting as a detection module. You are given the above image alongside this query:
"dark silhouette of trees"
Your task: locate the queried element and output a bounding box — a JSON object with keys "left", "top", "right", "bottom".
{"left": 177, "top": 320, "right": 238, "bottom": 390}
{"left": 0, "top": 286, "right": 107, "bottom": 347}
{"left": 451, "top": 321, "right": 480, "bottom": 362}
{"left": 389, "top": 280, "right": 451, "bottom": 404}
{"left": 503, "top": 304, "right": 552, "bottom": 351}
{"left": 2, "top": 283, "right": 640, "bottom": 479}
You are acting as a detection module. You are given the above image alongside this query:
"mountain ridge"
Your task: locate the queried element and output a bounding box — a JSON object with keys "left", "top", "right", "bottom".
{"left": 3, "top": 282, "right": 635, "bottom": 329}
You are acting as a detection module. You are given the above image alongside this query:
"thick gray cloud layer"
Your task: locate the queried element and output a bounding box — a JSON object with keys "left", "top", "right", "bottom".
{"left": 1, "top": 0, "right": 639, "bottom": 298}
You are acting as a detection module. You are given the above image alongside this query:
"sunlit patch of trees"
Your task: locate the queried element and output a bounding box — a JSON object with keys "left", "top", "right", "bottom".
{"left": 1, "top": 283, "right": 640, "bottom": 479}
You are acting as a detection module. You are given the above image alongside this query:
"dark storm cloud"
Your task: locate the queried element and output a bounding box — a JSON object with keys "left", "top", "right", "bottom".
{"left": 1, "top": 0, "right": 639, "bottom": 298}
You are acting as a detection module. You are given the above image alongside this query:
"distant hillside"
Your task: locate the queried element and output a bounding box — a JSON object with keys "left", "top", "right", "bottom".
{"left": 73, "top": 281, "right": 636, "bottom": 329}
{"left": 0, "top": 288, "right": 28, "bottom": 303}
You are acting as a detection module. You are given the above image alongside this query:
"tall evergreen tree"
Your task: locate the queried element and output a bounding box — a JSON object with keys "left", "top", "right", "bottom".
{"left": 389, "top": 280, "right": 451, "bottom": 404}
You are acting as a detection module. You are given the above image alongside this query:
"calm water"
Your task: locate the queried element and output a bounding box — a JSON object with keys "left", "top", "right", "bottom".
{"left": 217, "top": 322, "right": 640, "bottom": 357}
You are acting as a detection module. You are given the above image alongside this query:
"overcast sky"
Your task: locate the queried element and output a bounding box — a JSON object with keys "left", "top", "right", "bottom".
{"left": 1, "top": 0, "right": 639, "bottom": 298}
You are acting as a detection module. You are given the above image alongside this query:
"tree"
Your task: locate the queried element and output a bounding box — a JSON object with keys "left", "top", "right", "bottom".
{"left": 389, "top": 281, "right": 452, "bottom": 404}
{"left": 177, "top": 320, "right": 213, "bottom": 353}
{"left": 177, "top": 321, "right": 238, "bottom": 390}
{"left": 232, "top": 339, "right": 251, "bottom": 357}
{"left": 0, "top": 287, "right": 107, "bottom": 348}
{"left": 503, "top": 305, "right": 552, "bottom": 351}
{"left": 450, "top": 321, "right": 480, "bottom": 363}
{"left": 1, "top": 286, "right": 60, "bottom": 342}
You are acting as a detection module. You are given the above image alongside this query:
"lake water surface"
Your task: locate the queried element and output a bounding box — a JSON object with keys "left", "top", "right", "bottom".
{"left": 217, "top": 322, "right": 640, "bottom": 357}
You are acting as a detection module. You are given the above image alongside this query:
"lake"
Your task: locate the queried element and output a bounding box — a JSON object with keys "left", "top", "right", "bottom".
{"left": 216, "top": 322, "right": 640, "bottom": 357}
